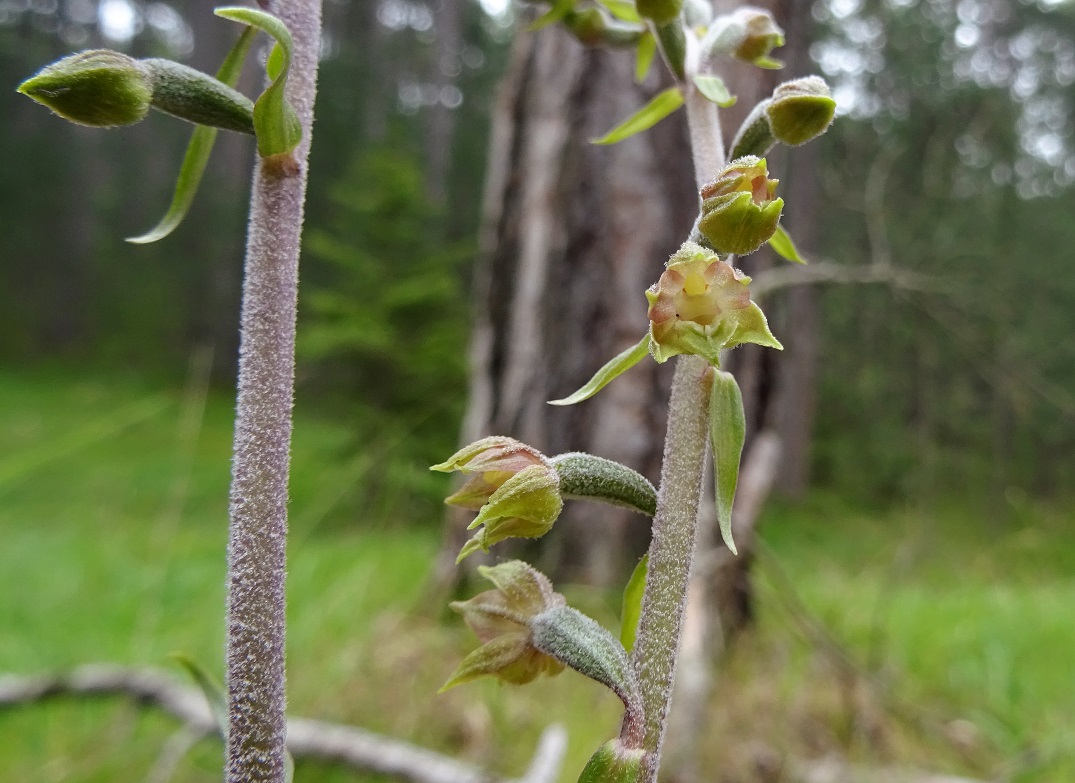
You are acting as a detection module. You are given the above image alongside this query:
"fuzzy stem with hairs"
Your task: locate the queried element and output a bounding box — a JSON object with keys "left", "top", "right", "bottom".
{"left": 224, "top": 1, "right": 323, "bottom": 781}
{"left": 625, "top": 31, "right": 727, "bottom": 783}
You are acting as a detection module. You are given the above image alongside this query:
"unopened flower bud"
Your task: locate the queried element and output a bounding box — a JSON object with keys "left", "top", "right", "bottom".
{"left": 646, "top": 242, "right": 782, "bottom": 364}
{"left": 17, "top": 50, "right": 152, "bottom": 128}
{"left": 766, "top": 76, "right": 836, "bottom": 146}
{"left": 636, "top": 0, "right": 684, "bottom": 25}
{"left": 698, "top": 156, "right": 783, "bottom": 256}
{"left": 443, "top": 561, "right": 566, "bottom": 689}
{"left": 701, "top": 7, "right": 784, "bottom": 68}
{"left": 578, "top": 740, "right": 646, "bottom": 783}
{"left": 432, "top": 437, "right": 562, "bottom": 562}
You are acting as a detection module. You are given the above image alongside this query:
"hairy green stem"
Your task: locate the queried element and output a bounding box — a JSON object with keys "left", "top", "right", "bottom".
{"left": 224, "top": 2, "right": 322, "bottom": 782}
{"left": 625, "top": 31, "right": 725, "bottom": 782}
{"left": 628, "top": 355, "right": 711, "bottom": 775}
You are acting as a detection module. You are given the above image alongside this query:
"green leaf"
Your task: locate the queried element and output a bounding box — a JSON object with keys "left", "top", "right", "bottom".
{"left": 127, "top": 26, "right": 257, "bottom": 243}
{"left": 549, "top": 335, "right": 651, "bottom": 405}
{"left": 692, "top": 74, "right": 736, "bottom": 107}
{"left": 620, "top": 554, "right": 648, "bottom": 652}
{"left": 216, "top": 6, "right": 302, "bottom": 157}
{"left": 768, "top": 224, "right": 806, "bottom": 264}
{"left": 634, "top": 31, "right": 656, "bottom": 84}
{"left": 596, "top": 0, "right": 642, "bottom": 22}
{"left": 709, "top": 370, "right": 746, "bottom": 555}
{"left": 591, "top": 87, "right": 684, "bottom": 145}
{"left": 172, "top": 653, "right": 227, "bottom": 735}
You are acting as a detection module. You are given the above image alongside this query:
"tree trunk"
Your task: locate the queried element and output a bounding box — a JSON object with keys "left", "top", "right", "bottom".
{"left": 434, "top": 20, "right": 697, "bottom": 591}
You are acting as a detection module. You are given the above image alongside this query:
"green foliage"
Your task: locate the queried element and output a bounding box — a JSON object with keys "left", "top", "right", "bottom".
{"left": 591, "top": 87, "right": 684, "bottom": 145}
{"left": 298, "top": 147, "right": 471, "bottom": 513}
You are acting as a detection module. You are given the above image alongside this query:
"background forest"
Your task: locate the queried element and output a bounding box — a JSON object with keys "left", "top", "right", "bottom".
{"left": 1, "top": 0, "right": 1073, "bottom": 781}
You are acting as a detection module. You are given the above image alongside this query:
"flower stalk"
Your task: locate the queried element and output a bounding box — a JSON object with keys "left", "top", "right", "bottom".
{"left": 224, "top": 1, "right": 322, "bottom": 782}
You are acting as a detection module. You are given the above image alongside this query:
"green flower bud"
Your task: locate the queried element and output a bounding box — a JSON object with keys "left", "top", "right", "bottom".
{"left": 636, "top": 0, "right": 684, "bottom": 25}
{"left": 701, "top": 7, "right": 785, "bottom": 68}
{"left": 645, "top": 242, "right": 782, "bottom": 364}
{"left": 443, "top": 561, "right": 567, "bottom": 690}
{"left": 766, "top": 76, "right": 836, "bottom": 146}
{"left": 698, "top": 156, "right": 783, "bottom": 256}
{"left": 577, "top": 740, "right": 646, "bottom": 783}
{"left": 17, "top": 50, "right": 152, "bottom": 128}
{"left": 432, "top": 437, "right": 563, "bottom": 562}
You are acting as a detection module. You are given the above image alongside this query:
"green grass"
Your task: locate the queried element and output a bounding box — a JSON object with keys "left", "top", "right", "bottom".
{"left": 1, "top": 367, "right": 1072, "bottom": 781}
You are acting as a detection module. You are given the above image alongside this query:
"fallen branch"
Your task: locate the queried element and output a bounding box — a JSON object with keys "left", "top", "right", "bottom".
{"left": 750, "top": 261, "right": 944, "bottom": 300}
{"left": 0, "top": 664, "right": 566, "bottom": 783}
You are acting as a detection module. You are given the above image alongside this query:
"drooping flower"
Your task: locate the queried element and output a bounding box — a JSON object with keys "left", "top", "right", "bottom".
{"left": 442, "top": 561, "right": 566, "bottom": 689}
{"left": 646, "top": 242, "right": 781, "bottom": 364}
{"left": 431, "top": 437, "right": 562, "bottom": 562}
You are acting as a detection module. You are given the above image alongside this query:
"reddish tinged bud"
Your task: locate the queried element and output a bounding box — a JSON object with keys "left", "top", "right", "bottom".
{"left": 698, "top": 156, "right": 783, "bottom": 255}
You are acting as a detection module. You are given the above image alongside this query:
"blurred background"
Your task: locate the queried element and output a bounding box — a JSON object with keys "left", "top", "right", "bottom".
{"left": 1, "top": 0, "right": 1073, "bottom": 781}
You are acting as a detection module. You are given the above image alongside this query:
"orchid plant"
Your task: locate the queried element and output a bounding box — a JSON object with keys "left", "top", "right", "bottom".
{"left": 433, "top": 2, "right": 835, "bottom": 781}
{"left": 16, "top": 0, "right": 834, "bottom": 781}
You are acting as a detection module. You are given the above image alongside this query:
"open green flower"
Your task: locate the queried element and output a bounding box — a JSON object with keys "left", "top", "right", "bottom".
{"left": 442, "top": 561, "right": 566, "bottom": 689}
{"left": 432, "top": 437, "right": 562, "bottom": 562}
{"left": 646, "top": 242, "right": 781, "bottom": 363}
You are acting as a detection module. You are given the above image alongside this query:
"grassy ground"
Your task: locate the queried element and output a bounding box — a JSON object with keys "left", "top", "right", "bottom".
{"left": 0, "top": 367, "right": 1071, "bottom": 781}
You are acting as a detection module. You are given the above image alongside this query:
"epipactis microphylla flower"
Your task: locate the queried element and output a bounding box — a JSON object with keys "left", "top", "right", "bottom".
{"left": 431, "top": 436, "right": 562, "bottom": 562}
{"left": 646, "top": 242, "right": 782, "bottom": 364}
{"left": 733, "top": 7, "right": 785, "bottom": 64}
{"left": 698, "top": 156, "right": 783, "bottom": 255}
{"left": 442, "top": 561, "right": 566, "bottom": 689}
{"left": 766, "top": 76, "right": 837, "bottom": 147}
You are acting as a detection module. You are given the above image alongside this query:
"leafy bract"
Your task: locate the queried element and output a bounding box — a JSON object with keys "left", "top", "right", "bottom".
{"left": 692, "top": 74, "right": 736, "bottom": 107}
{"left": 591, "top": 87, "right": 684, "bottom": 145}
{"left": 635, "top": 31, "right": 656, "bottom": 84}
{"left": 216, "top": 6, "right": 301, "bottom": 157}
{"left": 768, "top": 224, "right": 806, "bottom": 264}
{"left": 549, "top": 335, "right": 650, "bottom": 405}
{"left": 127, "top": 26, "right": 257, "bottom": 243}
{"left": 709, "top": 370, "right": 745, "bottom": 554}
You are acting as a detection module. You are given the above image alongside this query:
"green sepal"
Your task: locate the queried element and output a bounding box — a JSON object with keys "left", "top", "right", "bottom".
{"left": 619, "top": 554, "right": 648, "bottom": 652}
{"left": 127, "top": 26, "right": 257, "bottom": 244}
{"left": 578, "top": 740, "right": 645, "bottom": 783}
{"left": 766, "top": 76, "right": 836, "bottom": 146}
{"left": 692, "top": 74, "right": 736, "bottom": 107}
{"left": 458, "top": 464, "right": 563, "bottom": 562}
{"left": 215, "top": 6, "right": 302, "bottom": 157}
{"left": 551, "top": 453, "right": 657, "bottom": 516}
{"left": 754, "top": 56, "right": 784, "bottom": 69}
{"left": 591, "top": 87, "right": 683, "bottom": 145}
{"left": 441, "top": 634, "right": 559, "bottom": 689}
{"left": 172, "top": 653, "right": 227, "bottom": 734}
{"left": 549, "top": 335, "right": 651, "bottom": 405}
{"left": 531, "top": 605, "right": 640, "bottom": 711}
{"left": 725, "top": 301, "right": 782, "bottom": 350}
{"left": 634, "top": 31, "right": 657, "bottom": 83}
{"left": 709, "top": 370, "right": 746, "bottom": 554}
{"left": 768, "top": 224, "right": 805, "bottom": 264}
